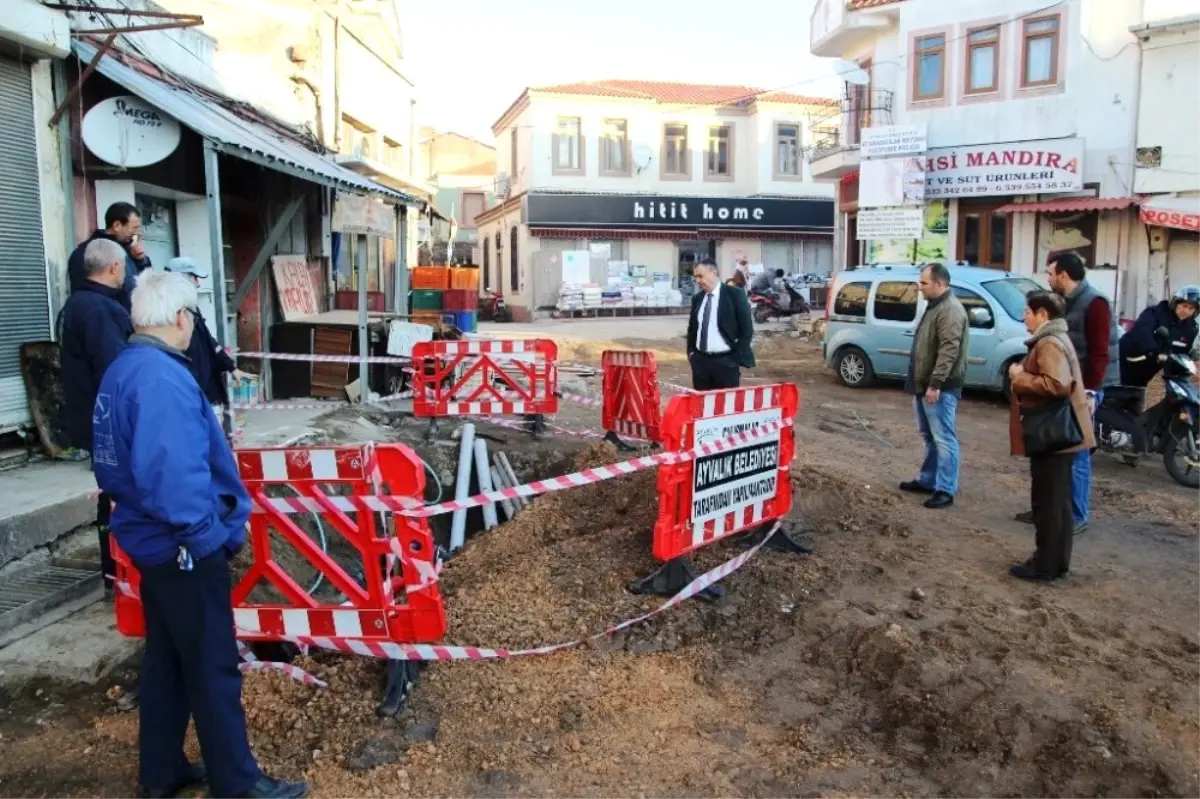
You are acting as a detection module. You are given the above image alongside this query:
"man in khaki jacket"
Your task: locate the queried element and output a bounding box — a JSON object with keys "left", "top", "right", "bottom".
{"left": 898, "top": 263, "right": 969, "bottom": 509}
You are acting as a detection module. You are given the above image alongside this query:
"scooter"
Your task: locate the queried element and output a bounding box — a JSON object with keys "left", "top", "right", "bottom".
{"left": 481, "top": 290, "right": 511, "bottom": 323}
{"left": 750, "top": 279, "right": 811, "bottom": 324}
{"left": 1095, "top": 326, "right": 1200, "bottom": 488}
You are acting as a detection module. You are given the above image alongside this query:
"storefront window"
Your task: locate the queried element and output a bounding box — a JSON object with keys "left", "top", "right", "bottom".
{"left": 1041, "top": 210, "right": 1098, "bottom": 269}
{"left": 957, "top": 201, "right": 1011, "bottom": 269}
{"left": 334, "top": 233, "right": 384, "bottom": 293}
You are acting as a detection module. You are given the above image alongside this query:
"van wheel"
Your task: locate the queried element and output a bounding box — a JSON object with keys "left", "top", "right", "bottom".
{"left": 835, "top": 347, "right": 874, "bottom": 388}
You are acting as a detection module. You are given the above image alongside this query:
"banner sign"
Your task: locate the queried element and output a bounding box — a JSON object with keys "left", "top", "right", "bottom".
{"left": 924, "top": 137, "right": 1084, "bottom": 199}
{"left": 333, "top": 193, "right": 395, "bottom": 238}
{"left": 857, "top": 207, "right": 925, "bottom": 240}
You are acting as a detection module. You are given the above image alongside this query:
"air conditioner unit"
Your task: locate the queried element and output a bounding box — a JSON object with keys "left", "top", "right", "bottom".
{"left": 495, "top": 173, "right": 510, "bottom": 199}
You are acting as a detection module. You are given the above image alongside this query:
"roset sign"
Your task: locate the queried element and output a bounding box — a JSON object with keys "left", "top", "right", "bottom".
{"left": 81, "top": 95, "right": 182, "bottom": 169}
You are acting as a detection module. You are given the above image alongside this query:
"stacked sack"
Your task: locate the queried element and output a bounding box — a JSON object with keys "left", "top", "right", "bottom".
{"left": 582, "top": 284, "right": 603, "bottom": 309}
{"left": 557, "top": 282, "right": 585, "bottom": 311}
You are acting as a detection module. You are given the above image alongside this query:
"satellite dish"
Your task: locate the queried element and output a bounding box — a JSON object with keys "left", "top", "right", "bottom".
{"left": 82, "top": 95, "right": 181, "bottom": 168}
{"left": 633, "top": 144, "right": 653, "bottom": 171}
{"left": 834, "top": 59, "right": 871, "bottom": 86}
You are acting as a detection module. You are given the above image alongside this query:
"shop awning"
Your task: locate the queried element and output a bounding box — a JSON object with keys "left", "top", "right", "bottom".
{"left": 995, "top": 196, "right": 1139, "bottom": 214}
{"left": 1140, "top": 196, "right": 1200, "bottom": 232}
{"left": 73, "top": 39, "right": 418, "bottom": 205}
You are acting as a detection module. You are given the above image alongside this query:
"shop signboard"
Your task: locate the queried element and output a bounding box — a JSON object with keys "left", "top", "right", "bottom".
{"left": 924, "top": 137, "right": 1084, "bottom": 199}
{"left": 82, "top": 95, "right": 181, "bottom": 168}
{"left": 857, "top": 207, "right": 925, "bottom": 240}
{"left": 859, "top": 157, "right": 926, "bottom": 208}
{"left": 333, "top": 193, "right": 395, "bottom": 238}
{"left": 860, "top": 124, "right": 928, "bottom": 159}
{"left": 271, "top": 255, "right": 321, "bottom": 321}
{"left": 525, "top": 193, "right": 833, "bottom": 231}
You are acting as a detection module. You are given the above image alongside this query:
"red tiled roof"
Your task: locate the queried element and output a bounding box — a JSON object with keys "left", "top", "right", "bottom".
{"left": 848, "top": 0, "right": 905, "bottom": 9}
{"left": 531, "top": 80, "right": 836, "bottom": 108}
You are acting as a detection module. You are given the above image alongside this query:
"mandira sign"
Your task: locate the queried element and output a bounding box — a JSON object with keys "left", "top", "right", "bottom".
{"left": 525, "top": 193, "right": 834, "bottom": 231}
{"left": 924, "top": 137, "right": 1084, "bottom": 199}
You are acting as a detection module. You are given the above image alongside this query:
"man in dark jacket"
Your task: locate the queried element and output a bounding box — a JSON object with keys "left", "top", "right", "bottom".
{"left": 686, "top": 259, "right": 755, "bottom": 389}
{"left": 93, "top": 271, "right": 306, "bottom": 799}
{"left": 59, "top": 238, "right": 134, "bottom": 594}
{"left": 163, "top": 257, "right": 242, "bottom": 406}
{"left": 1119, "top": 286, "right": 1200, "bottom": 388}
{"left": 68, "top": 201, "right": 152, "bottom": 308}
{"left": 899, "top": 263, "right": 969, "bottom": 510}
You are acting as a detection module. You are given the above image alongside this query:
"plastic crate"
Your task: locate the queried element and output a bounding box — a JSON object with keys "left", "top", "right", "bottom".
{"left": 410, "top": 311, "right": 445, "bottom": 328}
{"left": 412, "top": 267, "right": 450, "bottom": 290}
{"left": 411, "top": 289, "right": 444, "bottom": 310}
{"left": 449, "top": 267, "right": 480, "bottom": 291}
{"left": 447, "top": 310, "right": 477, "bottom": 333}
{"left": 442, "top": 288, "right": 476, "bottom": 312}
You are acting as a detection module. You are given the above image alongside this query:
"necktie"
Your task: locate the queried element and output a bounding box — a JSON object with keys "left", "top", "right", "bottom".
{"left": 699, "top": 293, "right": 712, "bottom": 353}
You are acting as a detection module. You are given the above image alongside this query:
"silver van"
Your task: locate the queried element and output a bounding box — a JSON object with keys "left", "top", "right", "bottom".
{"left": 822, "top": 265, "right": 1044, "bottom": 394}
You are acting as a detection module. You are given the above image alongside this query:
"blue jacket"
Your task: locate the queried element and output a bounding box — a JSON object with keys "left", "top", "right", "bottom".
{"left": 59, "top": 281, "right": 134, "bottom": 451}
{"left": 185, "top": 307, "right": 237, "bottom": 405}
{"left": 92, "top": 336, "right": 250, "bottom": 568}
{"left": 68, "top": 230, "right": 152, "bottom": 309}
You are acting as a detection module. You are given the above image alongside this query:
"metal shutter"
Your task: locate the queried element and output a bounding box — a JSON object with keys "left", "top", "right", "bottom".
{"left": 0, "top": 57, "right": 50, "bottom": 429}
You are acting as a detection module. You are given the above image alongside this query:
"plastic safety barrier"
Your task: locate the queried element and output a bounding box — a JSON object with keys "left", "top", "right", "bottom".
{"left": 652, "top": 383, "right": 800, "bottom": 562}
{"left": 601, "top": 350, "right": 663, "bottom": 443}
{"left": 110, "top": 442, "right": 446, "bottom": 646}
{"left": 410, "top": 338, "right": 558, "bottom": 418}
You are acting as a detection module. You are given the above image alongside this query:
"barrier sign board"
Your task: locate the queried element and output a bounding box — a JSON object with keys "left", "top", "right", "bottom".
{"left": 652, "top": 383, "right": 799, "bottom": 562}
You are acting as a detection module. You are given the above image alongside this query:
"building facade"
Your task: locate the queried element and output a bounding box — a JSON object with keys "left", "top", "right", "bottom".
{"left": 0, "top": 1, "right": 71, "bottom": 432}
{"left": 808, "top": 0, "right": 1198, "bottom": 317}
{"left": 419, "top": 129, "right": 496, "bottom": 267}
{"left": 1131, "top": 11, "right": 1199, "bottom": 300}
{"left": 478, "top": 80, "right": 838, "bottom": 320}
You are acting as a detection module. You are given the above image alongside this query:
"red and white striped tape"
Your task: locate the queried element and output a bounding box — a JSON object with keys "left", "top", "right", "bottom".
{"left": 660, "top": 381, "right": 698, "bottom": 395}
{"left": 236, "top": 642, "right": 328, "bottom": 688}
{"left": 227, "top": 390, "right": 416, "bottom": 413}
{"left": 250, "top": 417, "right": 792, "bottom": 519}
{"left": 234, "top": 351, "right": 411, "bottom": 365}
{"left": 250, "top": 521, "right": 780, "bottom": 662}
{"left": 559, "top": 391, "right": 605, "bottom": 408}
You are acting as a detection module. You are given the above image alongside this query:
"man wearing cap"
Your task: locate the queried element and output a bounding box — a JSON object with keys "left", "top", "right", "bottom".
{"left": 164, "top": 258, "right": 243, "bottom": 411}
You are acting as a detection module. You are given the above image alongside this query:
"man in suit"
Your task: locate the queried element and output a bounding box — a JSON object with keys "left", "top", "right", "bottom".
{"left": 686, "top": 259, "right": 755, "bottom": 390}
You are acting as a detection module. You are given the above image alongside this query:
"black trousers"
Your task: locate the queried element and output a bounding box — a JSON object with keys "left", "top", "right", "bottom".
{"left": 690, "top": 352, "right": 741, "bottom": 390}
{"left": 137, "top": 550, "right": 261, "bottom": 796}
{"left": 97, "top": 493, "right": 114, "bottom": 589}
{"left": 1029, "top": 452, "right": 1074, "bottom": 576}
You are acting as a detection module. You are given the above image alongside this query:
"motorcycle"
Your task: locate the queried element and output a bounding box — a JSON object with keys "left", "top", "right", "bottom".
{"left": 1094, "top": 326, "right": 1200, "bottom": 488}
{"left": 750, "top": 278, "right": 811, "bottom": 324}
{"left": 481, "top": 290, "right": 511, "bottom": 323}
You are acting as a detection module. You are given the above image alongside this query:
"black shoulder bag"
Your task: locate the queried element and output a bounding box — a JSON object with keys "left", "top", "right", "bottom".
{"left": 1019, "top": 338, "right": 1084, "bottom": 456}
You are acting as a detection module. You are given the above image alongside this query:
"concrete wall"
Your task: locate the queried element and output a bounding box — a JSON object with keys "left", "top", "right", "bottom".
{"left": 1133, "top": 20, "right": 1199, "bottom": 195}
{"left": 499, "top": 94, "right": 834, "bottom": 198}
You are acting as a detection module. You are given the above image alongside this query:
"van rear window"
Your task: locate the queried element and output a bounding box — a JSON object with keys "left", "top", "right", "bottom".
{"left": 833, "top": 281, "right": 871, "bottom": 317}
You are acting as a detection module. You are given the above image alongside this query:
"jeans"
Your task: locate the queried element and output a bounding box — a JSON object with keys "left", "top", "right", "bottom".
{"left": 913, "top": 388, "right": 961, "bottom": 495}
{"left": 1071, "top": 389, "right": 1102, "bottom": 525}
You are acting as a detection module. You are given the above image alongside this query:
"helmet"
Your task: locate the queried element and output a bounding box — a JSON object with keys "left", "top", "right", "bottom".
{"left": 1171, "top": 285, "right": 1200, "bottom": 316}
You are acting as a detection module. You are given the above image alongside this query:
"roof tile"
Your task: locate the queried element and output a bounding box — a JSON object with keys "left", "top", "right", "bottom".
{"left": 530, "top": 79, "right": 835, "bottom": 108}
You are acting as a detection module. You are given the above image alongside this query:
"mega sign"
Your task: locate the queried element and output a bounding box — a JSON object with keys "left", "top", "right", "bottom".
{"left": 525, "top": 193, "right": 834, "bottom": 231}
{"left": 924, "top": 137, "right": 1084, "bottom": 199}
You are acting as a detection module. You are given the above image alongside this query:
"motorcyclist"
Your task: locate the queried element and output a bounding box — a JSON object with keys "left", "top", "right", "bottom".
{"left": 750, "top": 268, "right": 784, "bottom": 295}
{"left": 1119, "top": 285, "right": 1200, "bottom": 389}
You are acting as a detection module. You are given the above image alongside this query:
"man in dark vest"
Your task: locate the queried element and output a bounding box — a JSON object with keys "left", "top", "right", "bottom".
{"left": 1015, "top": 251, "right": 1120, "bottom": 534}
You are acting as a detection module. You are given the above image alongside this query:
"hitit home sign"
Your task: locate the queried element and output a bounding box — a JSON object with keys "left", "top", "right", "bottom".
{"left": 525, "top": 193, "right": 834, "bottom": 231}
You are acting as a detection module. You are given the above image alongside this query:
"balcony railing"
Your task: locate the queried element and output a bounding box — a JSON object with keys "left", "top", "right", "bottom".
{"left": 805, "top": 88, "right": 894, "bottom": 161}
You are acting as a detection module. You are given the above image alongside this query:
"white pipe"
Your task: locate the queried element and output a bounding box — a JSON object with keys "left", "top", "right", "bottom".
{"left": 497, "top": 451, "right": 525, "bottom": 508}
{"left": 490, "top": 465, "right": 516, "bottom": 520}
{"left": 473, "top": 439, "right": 499, "bottom": 530}
{"left": 449, "top": 423, "right": 475, "bottom": 551}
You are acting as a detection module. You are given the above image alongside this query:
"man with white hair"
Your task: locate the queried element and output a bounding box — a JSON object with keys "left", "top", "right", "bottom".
{"left": 59, "top": 237, "right": 134, "bottom": 596}
{"left": 92, "top": 272, "right": 306, "bottom": 799}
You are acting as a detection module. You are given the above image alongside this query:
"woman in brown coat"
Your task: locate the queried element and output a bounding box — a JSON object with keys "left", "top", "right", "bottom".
{"left": 1007, "top": 290, "right": 1097, "bottom": 582}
